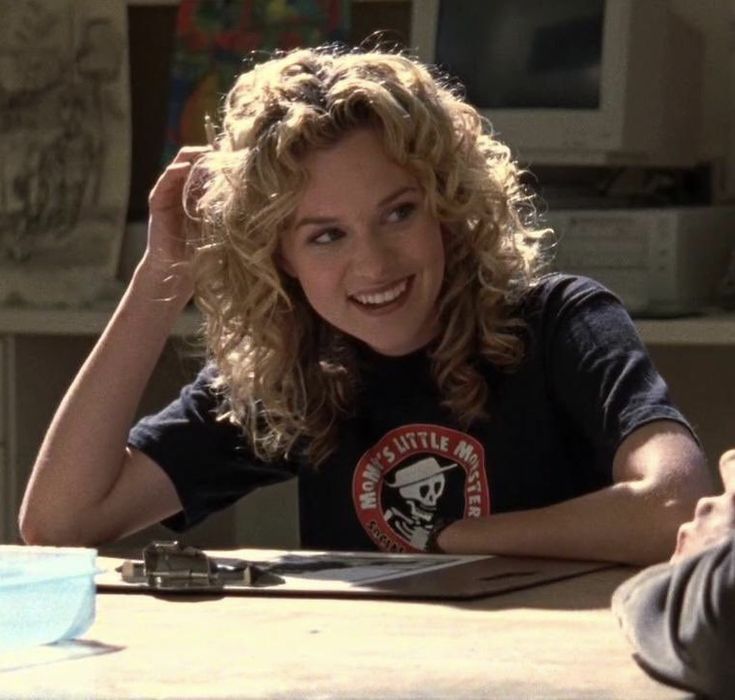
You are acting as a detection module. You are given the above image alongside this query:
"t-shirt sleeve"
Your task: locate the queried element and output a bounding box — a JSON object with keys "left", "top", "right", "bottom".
{"left": 127, "top": 364, "right": 296, "bottom": 532}
{"left": 530, "top": 274, "right": 697, "bottom": 480}
{"left": 612, "top": 535, "right": 735, "bottom": 698}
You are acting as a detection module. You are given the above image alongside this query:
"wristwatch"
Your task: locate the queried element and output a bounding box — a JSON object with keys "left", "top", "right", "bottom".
{"left": 426, "top": 518, "right": 456, "bottom": 554}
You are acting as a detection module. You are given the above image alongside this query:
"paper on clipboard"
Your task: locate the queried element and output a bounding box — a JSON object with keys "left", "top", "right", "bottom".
{"left": 95, "top": 545, "right": 612, "bottom": 600}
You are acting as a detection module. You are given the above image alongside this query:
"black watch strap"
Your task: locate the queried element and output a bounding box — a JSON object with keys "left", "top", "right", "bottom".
{"left": 426, "top": 518, "right": 456, "bottom": 554}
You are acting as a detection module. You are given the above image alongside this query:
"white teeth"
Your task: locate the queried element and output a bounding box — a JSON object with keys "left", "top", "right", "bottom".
{"left": 352, "top": 279, "right": 408, "bottom": 306}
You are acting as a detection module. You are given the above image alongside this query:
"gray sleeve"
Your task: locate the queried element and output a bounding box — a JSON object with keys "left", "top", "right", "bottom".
{"left": 612, "top": 535, "right": 735, "bottom": 699}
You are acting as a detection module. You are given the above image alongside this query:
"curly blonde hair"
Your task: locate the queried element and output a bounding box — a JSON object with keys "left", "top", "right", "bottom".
{"left": 187, "top": 45, "right": 549, "bottom": 466}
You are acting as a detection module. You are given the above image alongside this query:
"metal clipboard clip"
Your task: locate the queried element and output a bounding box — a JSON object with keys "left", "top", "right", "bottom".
{"left": 118, "top": 541, "right": 284, "bottom": 592}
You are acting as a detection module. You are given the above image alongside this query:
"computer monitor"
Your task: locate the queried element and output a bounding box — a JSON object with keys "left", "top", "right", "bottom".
{"left": 410, "top": 0, "right": 703, "bottom": 167}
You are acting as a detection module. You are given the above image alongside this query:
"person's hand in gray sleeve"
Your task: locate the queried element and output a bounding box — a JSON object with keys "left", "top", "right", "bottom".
{"left": 671, "top": 450, "right": 735, "bottom": 563}
{"left": 612, "top": 450, "right": 735, "bottom": 699}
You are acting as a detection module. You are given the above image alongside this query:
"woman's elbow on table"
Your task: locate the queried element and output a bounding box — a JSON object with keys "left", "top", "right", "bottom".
{"left": 614, "top": 421, "right": 714, "bottom": 561}
{"left": 19, "top": 507, "right": 92, "bottom": 547}
{"left": 18, "top": 450, "right": 183, "bottom": 547}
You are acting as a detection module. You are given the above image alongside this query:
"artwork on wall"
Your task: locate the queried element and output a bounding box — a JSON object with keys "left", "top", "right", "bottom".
{"left": 0, "top": 0, "right": 129, "bottom": 307}
{"left": 163, "top": 0, "right": 349, "bottom": 162}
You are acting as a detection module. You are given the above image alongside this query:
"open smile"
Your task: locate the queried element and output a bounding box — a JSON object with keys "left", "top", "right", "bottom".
{"left": 349, "top": 276, "right": 413, "bottom": 312}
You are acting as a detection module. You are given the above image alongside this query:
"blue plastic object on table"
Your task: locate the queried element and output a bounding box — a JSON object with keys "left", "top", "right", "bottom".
{"left": 0, "top": 546, "right": 97, "bottom": 652}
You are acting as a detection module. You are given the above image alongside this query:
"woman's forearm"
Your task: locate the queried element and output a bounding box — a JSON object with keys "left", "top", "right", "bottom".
{"left": 438, "top": 480, "right": 698, "bottom": 566}
{"left": 18, "top": 262, "right": 190, "bottom": 544}
{"left": 439, "top": 422, "right": 712, "bottom": 566}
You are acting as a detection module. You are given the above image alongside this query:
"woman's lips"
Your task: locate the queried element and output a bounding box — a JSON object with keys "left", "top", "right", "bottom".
{"left": 349, "top": 276, "right": 413, "bottom": 313}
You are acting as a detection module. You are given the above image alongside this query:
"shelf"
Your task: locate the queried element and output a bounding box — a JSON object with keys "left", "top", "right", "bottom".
{"left": 127, "top": 0, "right": 394, "bottom": 4}
{"left": 0, "top": 307, "right": 201, "bottom": 338}
{"left": 127, "top": 1, "right": 179, "bottom": 5}
{"left": 0, "top": 306, "right": 734, "bottom": 345}
{"left": 634, "top": 313, "right": 735, "bottom": 346}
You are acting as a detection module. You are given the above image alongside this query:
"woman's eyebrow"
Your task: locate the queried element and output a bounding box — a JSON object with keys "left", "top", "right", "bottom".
{"left": 293, "top": 185, "right": 419, "bottom": 230}
{"left": 378, "top": 185, "right": 419, "bottom": 207}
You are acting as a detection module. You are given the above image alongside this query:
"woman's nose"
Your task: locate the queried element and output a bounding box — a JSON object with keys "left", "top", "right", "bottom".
{"left": 351, "top": 230, "right": 394, "bottom": 279}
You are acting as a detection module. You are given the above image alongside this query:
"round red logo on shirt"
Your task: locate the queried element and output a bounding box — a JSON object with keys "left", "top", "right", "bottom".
{"left": 352, "top": 424, "right": 491, "bottom": 552}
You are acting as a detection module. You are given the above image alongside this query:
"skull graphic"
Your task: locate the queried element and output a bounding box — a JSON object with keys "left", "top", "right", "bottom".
{"left": 383, "top": 457, "right": 459, "bottom": 548}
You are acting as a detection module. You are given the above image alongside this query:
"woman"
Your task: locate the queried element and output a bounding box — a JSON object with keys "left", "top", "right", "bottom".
{"left": 19, "top": 47, "right": 711, "bottom": 562}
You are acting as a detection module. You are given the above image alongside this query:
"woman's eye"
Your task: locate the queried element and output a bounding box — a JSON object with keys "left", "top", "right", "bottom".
{"left": 310, "top": 228, "right": 343, "bottom": 245}
{"left": 386, "top": 202, "right": 416, "bottom": 224}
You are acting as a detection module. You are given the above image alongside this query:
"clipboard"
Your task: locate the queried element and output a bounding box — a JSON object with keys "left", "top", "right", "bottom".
{"left": 95, "top": 541, "right": 613, "bottom": 600}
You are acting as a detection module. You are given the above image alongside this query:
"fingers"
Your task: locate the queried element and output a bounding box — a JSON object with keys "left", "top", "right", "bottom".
{"left": 169, "top": 145, "right": 211, "bottom": 163}
{"left": 148, "top": 167, "right": 190, "bottom": 214}
{"left": 149, "top": 149, "right": 209, "bottom": 210}
{"left": 670, "top": 490, "right": 735, "bottom": 563}
{"left": 671, "top": 521, "right": 692, "bottom": 563}
{"left": 719, "top": 449, "right": 735, "bottom": 491}
{"left": 150, "top": 148, "right": 210, "bottom": 186}
{"left": 693, "top": 496, "right": 716, "bottom": 519}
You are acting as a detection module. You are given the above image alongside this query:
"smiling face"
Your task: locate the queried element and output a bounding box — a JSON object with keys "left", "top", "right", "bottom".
{"left": 279, "top": 129, "right": 446, "bottom": 357}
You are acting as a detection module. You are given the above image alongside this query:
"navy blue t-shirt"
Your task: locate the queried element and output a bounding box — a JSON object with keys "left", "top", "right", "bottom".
{"left": 128, "top": 274, "right": 693, "bottom": 552}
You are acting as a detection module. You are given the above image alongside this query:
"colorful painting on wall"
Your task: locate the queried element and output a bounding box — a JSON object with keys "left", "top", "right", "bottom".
{"left": 163, "top": 0, "right": 350, "bottom": 162}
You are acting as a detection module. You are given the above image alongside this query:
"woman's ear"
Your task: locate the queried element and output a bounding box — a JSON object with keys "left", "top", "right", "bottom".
{"left": 275, "top": 250, "right": 296, "bottom": 278}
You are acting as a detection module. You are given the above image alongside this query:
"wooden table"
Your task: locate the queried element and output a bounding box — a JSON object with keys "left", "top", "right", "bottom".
{"left": 0, "top": 567, "right": 691, "bottom": 699}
